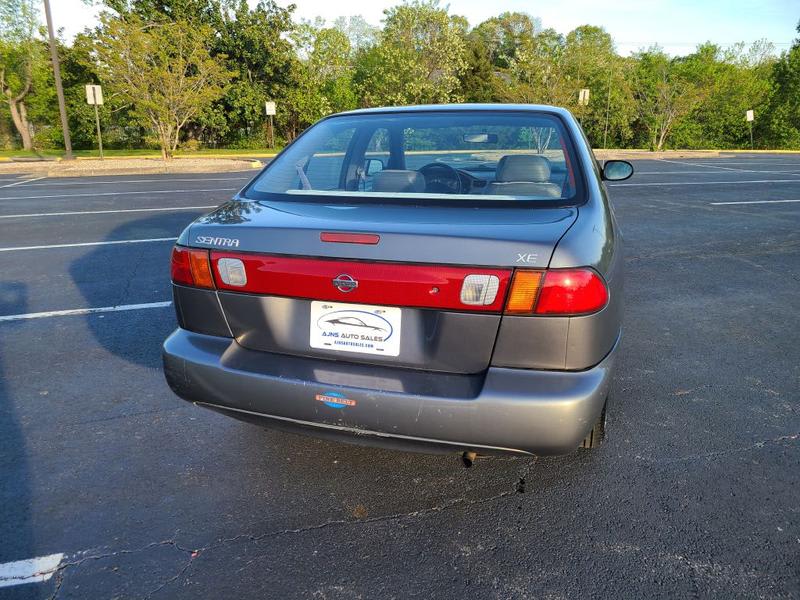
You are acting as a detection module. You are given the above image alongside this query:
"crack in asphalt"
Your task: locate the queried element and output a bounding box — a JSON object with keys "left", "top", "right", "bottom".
{"left": 40, "top": 432, "right": 799, "bottom": 598}
{"left": 48, "top": 539, "right": 196, "bottom": 599}
{"left": 49, "top": 458, "right": 537, "bottom": 598}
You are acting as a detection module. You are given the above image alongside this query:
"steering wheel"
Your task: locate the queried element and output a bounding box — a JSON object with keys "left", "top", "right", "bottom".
{"left": 418, "top": 162, "right": 463, "bottom": 194}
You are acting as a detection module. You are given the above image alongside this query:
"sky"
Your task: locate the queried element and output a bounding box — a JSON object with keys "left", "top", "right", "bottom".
{"left": 51, "top": 0, "right": 798, "bottom": 56}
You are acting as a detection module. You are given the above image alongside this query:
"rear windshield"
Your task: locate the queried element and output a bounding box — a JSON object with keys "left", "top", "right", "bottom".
{"left": 244, "top": 111, "right": 582, "bottom": 205}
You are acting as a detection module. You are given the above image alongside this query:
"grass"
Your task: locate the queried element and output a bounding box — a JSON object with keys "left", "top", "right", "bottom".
{"left": 0, "top": 147, "right": 282, "bottom": 160}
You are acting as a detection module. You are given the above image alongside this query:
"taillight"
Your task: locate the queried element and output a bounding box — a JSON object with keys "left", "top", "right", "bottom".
{"left": 170, "top": 246, "right": 215, "bottom": 289}
{"left": 504, "top": 268, "right": 608, "bottom": 316}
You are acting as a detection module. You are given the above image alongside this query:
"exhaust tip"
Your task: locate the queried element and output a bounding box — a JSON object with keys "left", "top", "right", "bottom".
{"left": 461, "top": 451, "right": 477, "bottom": 468}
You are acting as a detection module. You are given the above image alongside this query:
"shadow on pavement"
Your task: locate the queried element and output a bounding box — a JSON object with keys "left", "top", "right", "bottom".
{"left": 68, "top": 213, "right": 194, "bottom": 369}
{"left": 0, "top": 282, "right": 40, "bottom": 599}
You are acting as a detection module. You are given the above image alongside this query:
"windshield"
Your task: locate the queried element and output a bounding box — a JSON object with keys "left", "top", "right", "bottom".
{"left": 244, "top": 111, "right": 583, "bottom": 205}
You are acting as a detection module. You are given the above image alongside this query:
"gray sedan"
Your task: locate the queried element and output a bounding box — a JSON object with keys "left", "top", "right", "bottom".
{"left": 163, "top": 104, "right": 632, "bottom": 459}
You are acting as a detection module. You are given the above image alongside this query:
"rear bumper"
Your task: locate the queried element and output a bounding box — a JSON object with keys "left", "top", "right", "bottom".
{"left": 163, "top": 329, "right": 618, "bottom": 455}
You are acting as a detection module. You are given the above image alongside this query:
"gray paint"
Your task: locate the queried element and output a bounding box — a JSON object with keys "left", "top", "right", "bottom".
{"left": 187, "top": 202, "right": 576, "bottom": 269}
{"left": 172, "top": 284, "right": 231, "bottom": 339}
{"left": 163, "top": 329, "right": 614, "bottom": 455}
{"left": 218, "top": 293, "right": 501, "bottom": 374}
{"left": 492, "top": 316, "right": 570, "bottom": 370}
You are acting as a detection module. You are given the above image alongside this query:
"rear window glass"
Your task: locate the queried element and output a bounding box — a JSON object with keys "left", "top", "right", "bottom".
{"left": 245, "top": 111, "right": 581, "bottom": 205}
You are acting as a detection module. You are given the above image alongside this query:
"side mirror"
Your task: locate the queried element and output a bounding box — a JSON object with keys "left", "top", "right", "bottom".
{"left": 365, "top": 158, "right": 384, "bottom": 176}
{"left": 601, "top": 160, "right": 634, "bottom": 181}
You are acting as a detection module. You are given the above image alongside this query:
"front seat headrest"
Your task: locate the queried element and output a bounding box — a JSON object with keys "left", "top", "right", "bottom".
{"left": 495, "top": 155, "right": 552, "bottom": 183}
{"left": 372, "top": 170, "right": 426, "bottom": 193}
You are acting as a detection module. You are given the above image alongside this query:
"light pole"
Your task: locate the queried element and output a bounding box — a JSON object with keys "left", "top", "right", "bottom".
{"left": 43, "top": 0, "right": 74, "bottom": 160}
{"left": 602, "top": 61, "right": 613, "bottom": 150}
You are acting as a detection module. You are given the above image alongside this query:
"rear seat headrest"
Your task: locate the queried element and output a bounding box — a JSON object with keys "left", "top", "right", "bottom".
{"left": 495, "top": 155, "right": 551, "bottom": 183}
{"left": 372, "top": 170, "right": 426, "bottom": 193}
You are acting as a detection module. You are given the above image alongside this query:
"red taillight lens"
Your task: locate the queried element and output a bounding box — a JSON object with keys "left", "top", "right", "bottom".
{"left": 171, "top": 246, "right": 215, "bottom": 289}
{"left": 504, "top": 268, "right": 607, "bottom": 315}
{"left": 171, "top": 246, "right": 193, "bottom": 286}
{"left": 534, "top": 269, "right": 608, "bottom": 315}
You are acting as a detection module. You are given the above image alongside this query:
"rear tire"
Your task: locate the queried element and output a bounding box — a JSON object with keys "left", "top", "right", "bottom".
{"left": 580, "top": 400, "right": 607, "bottom": 449}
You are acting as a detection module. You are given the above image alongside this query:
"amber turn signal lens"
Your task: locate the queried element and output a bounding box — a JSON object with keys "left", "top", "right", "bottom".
{"left": 505, "top": 270, "right": 544, "bottom": 314}
{"left": 188, "top": 249, "right": 215, "bottom": 289}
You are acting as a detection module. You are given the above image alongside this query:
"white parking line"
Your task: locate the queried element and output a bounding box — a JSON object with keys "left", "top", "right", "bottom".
{"left": 12, "top": 176, "right": 252, "bottom": 188}
{"left": 710, "top": 199, "right": 800, "bottom": 205}
{"left": 635, "top": 170, "right": 755, "bottom": 175}
{"left": 0, "top": 237, "right": 177, "bottom": 252}
{"left": 0, "top": 553, "right": 64, "bottom": 588}
{"left": 0, "top": 176, "right": 47, "bottom": 189}
{"left": 0, "top": 205, "right": 216, "bottom": 219}
{"left": 0, "top": 302, "right": 172, "bottom": 323}
{"left": 0, "top": 187, "right": 237, "bottom": 201}
{"left": 656, "top": 158, "right": 800, "bottom": 176}
{"left": 609, "top": 179, "right": 800, "bottom": 187}
{"left": 685, "top": 160, "right": 800, "bottom": 165}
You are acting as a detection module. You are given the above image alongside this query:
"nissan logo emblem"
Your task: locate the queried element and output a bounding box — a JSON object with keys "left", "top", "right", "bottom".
{"left": 332, "top": 274, "right": 358, "bottom": 293}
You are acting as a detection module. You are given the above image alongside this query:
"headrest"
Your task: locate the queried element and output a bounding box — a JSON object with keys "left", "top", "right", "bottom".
{"left": 372, "top": 170, "right": 426, "bottom": 193}
{"left": 495, "top": 155, "right": 551, "bottom": 183}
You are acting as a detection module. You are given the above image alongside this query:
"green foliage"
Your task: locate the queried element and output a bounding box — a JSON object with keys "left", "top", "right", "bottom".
{"left": 0, "top": 0, "right": 48, "bottom": 149}
{"left": 2, "top": 3, "right": 798, "bottom": 152}
{"left": 95, "top": 13, "right": 231, "bottom": 158}
{"left": 353, "top": 1, "right": 467, "bottom": 106}
{"left": 761, "top": 24, "right": 800, "bottom": 148}
{"left": 202, "top": 1, "right": 298, "bottom": 146}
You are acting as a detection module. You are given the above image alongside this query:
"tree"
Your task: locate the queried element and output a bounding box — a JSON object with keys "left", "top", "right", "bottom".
{"left": 762, "top": 23, "right": 800, "bottom": 148}
{"left": 333, "top": 15, "right": 378, "bottom": 53}
{"left": 561, "top": 26, "right": 635, "bottom": 147}
{"left": 472, "top": 12, "right": 540, "bottom": 68}
{"left": 207, "top": 0, "right": 298, "bottom": 147}
{"left": 459, "top": 33, "right": 498, "bottom": 103}
{"left": 506, "top": 28, "right": 571, "bottom": 105}
{"left": 282, "top": 24, "right": 356, "bottom": 139}
{"left": 354, "top": 0, "right": 467, "bottom": 106}
{"left": 0, "top": 0, "right": 42, "bottom": 150}
{"left": 95, "top": 13, "right": 230, "bottom": 158}
{"left": 630, "top": 47, "right": 712, "bottom": 150}
{"left": 670, "top": 42, "right": 774, "bottom": 149}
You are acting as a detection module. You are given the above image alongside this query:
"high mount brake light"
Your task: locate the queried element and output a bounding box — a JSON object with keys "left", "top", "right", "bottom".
{"left": 171, "top": 246, "right": 215, "bottom": 289}
{"left": 505, "top": 268, "right": 608, "bottom": 316}
{"left": 320, "top": 232, "right": 381, "bottom": 245}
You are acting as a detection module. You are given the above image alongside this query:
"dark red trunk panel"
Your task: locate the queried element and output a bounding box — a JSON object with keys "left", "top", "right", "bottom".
{"left": 210, "top": 252, "right": 512, "bottom": 313}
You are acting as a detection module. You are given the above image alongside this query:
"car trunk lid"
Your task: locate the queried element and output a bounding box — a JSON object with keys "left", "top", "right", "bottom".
{"left": 188, "top": 199, "right": 577, "bottom": 374}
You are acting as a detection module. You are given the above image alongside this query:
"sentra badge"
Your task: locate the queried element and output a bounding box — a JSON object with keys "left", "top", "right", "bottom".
{"left": 195, "top": 236, "right": 240, "bottom": 247}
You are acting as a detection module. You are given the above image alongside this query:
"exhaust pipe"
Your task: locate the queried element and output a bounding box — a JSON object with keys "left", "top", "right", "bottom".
{"left": 461, "top": 451, "right": 477, "bottom": 468}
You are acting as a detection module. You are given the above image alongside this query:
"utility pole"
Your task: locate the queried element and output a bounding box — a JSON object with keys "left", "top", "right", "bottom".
{"left": 43, "top": 0, "right": 74, "bottom": 160}
{"left": 602, "top": 61, "right": 613, "bottom": 150}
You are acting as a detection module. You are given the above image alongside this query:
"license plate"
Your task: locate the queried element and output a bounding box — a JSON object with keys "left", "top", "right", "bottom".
{"left": 310, "top": 301, "right": 401, "bottom": 357}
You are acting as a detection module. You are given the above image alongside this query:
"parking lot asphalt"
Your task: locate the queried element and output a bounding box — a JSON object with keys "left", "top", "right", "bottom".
{"left": 0, "top": 156, "right": 798, "bottom": 599}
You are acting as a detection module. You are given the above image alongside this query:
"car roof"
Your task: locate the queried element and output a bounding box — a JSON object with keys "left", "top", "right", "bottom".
{"left": 331, "top": 103, "right": 573, "bottom": 119}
